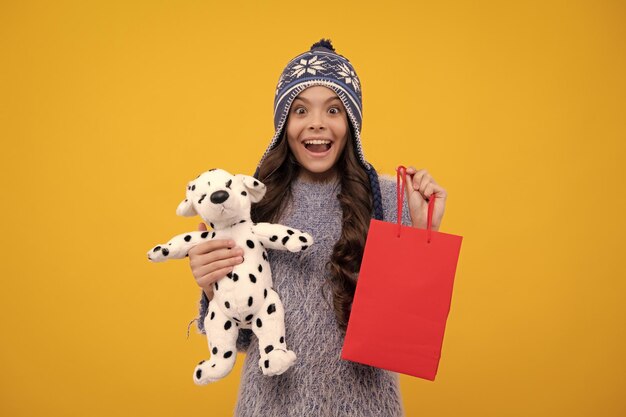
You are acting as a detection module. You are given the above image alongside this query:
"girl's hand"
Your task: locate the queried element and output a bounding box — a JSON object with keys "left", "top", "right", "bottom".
{"left": 403, "top": 167, "right": 447, "bottom": 231}
{"left": 188, "top": 222, "right": 244, "bottom": 300}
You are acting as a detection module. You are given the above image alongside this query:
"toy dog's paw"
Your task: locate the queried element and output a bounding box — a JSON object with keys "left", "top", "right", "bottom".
{"left": 298, "top": 232, "right": 313, "bottom": 251}
{"left": 282, "top": 231, "right": 313, "bottom": 252}
{"left": 147, "top": 244, "right": 171, "bottom": 262}
{"left": 258, "top": 349, "right": 297, "bottom": 376}
{"left": 193, "top": 357, "right": 234, "bottom": 385}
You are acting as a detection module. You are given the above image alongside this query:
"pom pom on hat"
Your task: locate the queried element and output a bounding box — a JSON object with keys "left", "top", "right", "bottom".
{"left": 310, "top": 38, "right": 335, "bottom": 51}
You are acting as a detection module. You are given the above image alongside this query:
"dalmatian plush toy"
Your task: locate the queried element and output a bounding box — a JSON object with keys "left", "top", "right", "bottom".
{"left": 147, "top": 168, "right": 313, "bottom": 385}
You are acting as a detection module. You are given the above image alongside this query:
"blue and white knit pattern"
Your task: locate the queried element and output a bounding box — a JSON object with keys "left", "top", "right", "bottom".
{"left": 257, "top": 43, "right": 370, "bottom": 171}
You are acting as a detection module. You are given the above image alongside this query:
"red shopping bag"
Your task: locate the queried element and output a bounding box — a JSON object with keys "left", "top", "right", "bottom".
{"left": 341, "top": 166, "right": 463, "bottom": 381}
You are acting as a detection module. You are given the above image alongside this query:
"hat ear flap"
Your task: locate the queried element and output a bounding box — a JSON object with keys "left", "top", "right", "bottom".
{"left": 176, "top": 198, "right": 197, "bottom": 217}
{"left": 237, "top": 175, "right": 267, "bottom": 203}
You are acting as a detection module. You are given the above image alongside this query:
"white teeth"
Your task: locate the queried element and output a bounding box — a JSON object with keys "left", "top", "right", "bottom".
{"left": 304, "top": 140, "right": 331, "bottom": 145}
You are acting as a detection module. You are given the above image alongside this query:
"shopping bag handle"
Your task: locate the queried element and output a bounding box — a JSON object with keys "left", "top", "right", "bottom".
{"left": 396, "top": 165, "right": 436, "bottom": 243}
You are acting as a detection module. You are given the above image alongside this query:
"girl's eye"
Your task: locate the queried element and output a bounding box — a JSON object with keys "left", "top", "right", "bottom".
{"left": 294, "top": 107, "right": 306, "bottom": 115}
{"left": 329, "top": 107, "right": 340, "bottom": 114}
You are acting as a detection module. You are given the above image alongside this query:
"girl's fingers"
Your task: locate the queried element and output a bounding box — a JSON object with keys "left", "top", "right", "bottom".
{"left": 190, "top": 248, "right": 242, "bottom": 271}
{"left": 419, "top": 174, "right": 433, "bottom": 192}
{"left": 198, "top": 222, "right": 208, "bottom": 232}
{"left": 206, "top": 247, "right": 244, "bottom": 263}
{"left": 190, "top": 239, "right": 236, "bottom": 255}
{"left": 422, "top": 182, "right": 448, "bottom": 199}
{"left": 196, "top": 254, "right": 244, "bottom": 277}
{"left": 197, "top": 266, "right": 234, "bottom": 287}
{"left": 432, "top": 183, "right": 447, "bottom": 199}
{"left": 407, "top": 167, "right": 428, "bottom": 190}
{"left": 423, "top": 183, "right": 435, "bottom": 198}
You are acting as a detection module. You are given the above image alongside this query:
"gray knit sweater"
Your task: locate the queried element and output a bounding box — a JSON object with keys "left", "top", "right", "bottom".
{"left": 197, "top": 174, "right": 411, "bottom": 417}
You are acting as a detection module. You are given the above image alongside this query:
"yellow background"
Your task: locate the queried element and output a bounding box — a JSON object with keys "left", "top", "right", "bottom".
{"left": 1, "top": 0, "right": 624, "bottom": 416}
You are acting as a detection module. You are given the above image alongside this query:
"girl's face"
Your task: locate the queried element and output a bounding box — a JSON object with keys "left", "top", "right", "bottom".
{"left": 286, "top": 86, "right": 349, "bottom": 182}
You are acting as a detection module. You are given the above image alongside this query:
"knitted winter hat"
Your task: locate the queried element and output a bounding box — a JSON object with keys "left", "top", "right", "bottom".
{"left": 255, "top": 38, "right": 383, "bottom": 220}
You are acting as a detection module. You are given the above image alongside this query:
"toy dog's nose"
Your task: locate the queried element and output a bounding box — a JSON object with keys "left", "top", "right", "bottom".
{"left": 210, "top": 190, "right": 229, "bottom": 204}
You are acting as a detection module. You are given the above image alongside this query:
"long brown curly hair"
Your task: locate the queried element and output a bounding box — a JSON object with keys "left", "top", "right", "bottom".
{"left": 252, "top": 125, "right": 372, "bottom": 332}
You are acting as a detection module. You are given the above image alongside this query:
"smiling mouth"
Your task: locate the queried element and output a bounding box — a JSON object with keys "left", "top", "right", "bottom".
{"left": 303, "top": 139, "right": 332, "bottom": 153}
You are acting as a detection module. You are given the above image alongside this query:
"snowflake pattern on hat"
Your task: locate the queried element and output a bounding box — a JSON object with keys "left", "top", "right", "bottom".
{"left": 290, "top": 56, "right": 327, "bottom": 78}
{"left": 337, "top": 62, "right": 360, "bottom": 93}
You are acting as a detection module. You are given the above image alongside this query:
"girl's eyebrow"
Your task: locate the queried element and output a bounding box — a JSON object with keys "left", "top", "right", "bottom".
{"left": 293, "top": 96, "right": 341, "bottom": 104}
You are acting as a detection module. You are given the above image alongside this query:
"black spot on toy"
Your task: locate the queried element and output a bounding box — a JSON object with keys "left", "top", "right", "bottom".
{"left": 267, "top": 304, "right": 276, "bottom": 315}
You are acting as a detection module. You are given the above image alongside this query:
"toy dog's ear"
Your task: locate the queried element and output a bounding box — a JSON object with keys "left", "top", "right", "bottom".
{"left": 176, "top": 198, "right": 197, "bottom": 217}
{"left": 236, "top": 175, "right": 267, "bottom": 203}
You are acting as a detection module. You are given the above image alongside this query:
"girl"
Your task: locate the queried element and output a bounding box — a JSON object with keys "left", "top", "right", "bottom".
{"left": 188, "top": 39, "right": 447, "bottom": 417}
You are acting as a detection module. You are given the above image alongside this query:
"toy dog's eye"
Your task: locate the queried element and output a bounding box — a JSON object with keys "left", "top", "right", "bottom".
{"left": 191, "top": 185, "right": 196, "bottom": 191}
{"left": 226, "top": 179, "right": 232, "bottom": 189}
{"left": 207, "top": 181, "right": 211, "bottom": 186}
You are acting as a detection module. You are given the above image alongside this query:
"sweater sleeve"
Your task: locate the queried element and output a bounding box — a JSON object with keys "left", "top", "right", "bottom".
{"left": 378, "top": 174, "right": 412, "bottom": 226}
{"left": 196, "top": 290, "right": 253, "bottom": 353}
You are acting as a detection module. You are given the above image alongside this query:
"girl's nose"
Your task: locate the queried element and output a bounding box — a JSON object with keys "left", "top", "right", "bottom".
{"left": 308, "top": 111, "right": 326, "bottom": 130}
